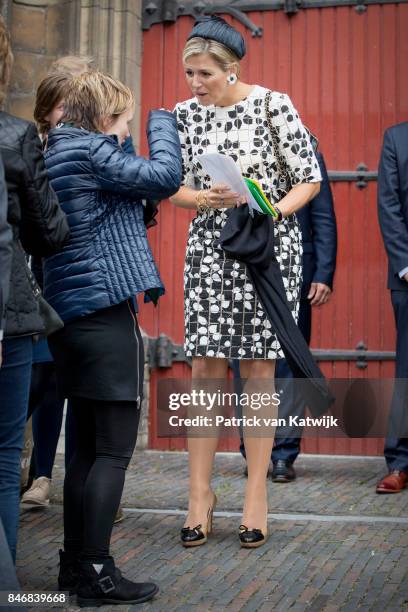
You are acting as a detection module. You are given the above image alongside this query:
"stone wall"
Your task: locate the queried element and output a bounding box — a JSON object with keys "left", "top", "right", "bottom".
{"left": 2, "top": 0, "right": 143, "bottom": 145}
{"left": 3, "top": 1, "right": 69, "bottom": 119}
{"left": 66, "top": 0, "right": 143, "bottom": 146}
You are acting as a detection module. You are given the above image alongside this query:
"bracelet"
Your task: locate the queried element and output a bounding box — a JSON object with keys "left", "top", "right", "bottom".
{"left": 195, "top": 190, "right": 210, "bottom": 213}
{"left": 274, "top": 205, "right": 283, "bottom": 222}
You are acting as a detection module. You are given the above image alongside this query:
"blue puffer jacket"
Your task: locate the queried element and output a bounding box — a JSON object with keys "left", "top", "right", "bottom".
{"left": 43, "top": 110, "right": 182, "bottom": 323}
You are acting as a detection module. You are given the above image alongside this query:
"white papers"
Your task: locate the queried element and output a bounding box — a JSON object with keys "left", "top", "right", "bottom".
{"left": 197, "top": 153, "right": 263, "bottom": 214}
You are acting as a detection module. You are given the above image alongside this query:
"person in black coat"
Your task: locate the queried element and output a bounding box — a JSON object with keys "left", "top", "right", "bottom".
{"left": 270, "top": 151, "right": 337, "bottom": 480}
{"left": 234, "top": 152, "right": 337, "bottom": 481}
{"left": 0, "top": 15, "right": 69, "bottom": 564}
{"left": 376, "top": 122, "right": 408, "bottom": 494}
{"left": 0, "top": 112, "right": 69, "bottom": 338}
{"left": 0, "top": 155, "right": 12, "bottom": 367}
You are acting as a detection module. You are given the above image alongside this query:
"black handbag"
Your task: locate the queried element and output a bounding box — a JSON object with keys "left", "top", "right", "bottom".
{"left": 22, "top": 247, "right": 64, "bottom": 337}
{"left": 36, "top": 292, "right": 64, "bottom": 338}
{"left": 143, "top": 198, "right": 159, "bottom": 229}
{"left": 265, "top": 90, "right": 319, "bottom": 198}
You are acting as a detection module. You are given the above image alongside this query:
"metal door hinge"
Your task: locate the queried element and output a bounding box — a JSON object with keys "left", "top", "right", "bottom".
{"left": 142, "top": 0, "right": 408, "bottom": 30}
{"left": 143, "top": 1, "right": 263, "bottom": 34}
{"left": 148, "top": 334, "right": 191, "bottom": 368}
{"left": 328, "top": 164, "right": 377, "bottom": 189}
{"left": 147, "top": 335, "right": 395, "bottom": 369}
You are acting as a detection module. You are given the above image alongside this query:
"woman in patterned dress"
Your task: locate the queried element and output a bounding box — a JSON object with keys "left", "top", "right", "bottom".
{"left": 170, "top": 16, "right": 322, "bottom": 548}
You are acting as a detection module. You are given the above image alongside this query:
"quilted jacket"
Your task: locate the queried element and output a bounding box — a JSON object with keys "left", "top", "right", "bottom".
{"left": 0, "top": 111, "right": 70, "bottom": 338}
{"left": 0, "top": 155, "right": 11, "bottom": 335}
{"left": 43, "top": 110, "right": 182, "bottom": 323}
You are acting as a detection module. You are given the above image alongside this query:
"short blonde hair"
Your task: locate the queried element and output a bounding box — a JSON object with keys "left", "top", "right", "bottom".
{"left": 183, "top": 37, "right": 240, "bottom": 76}
{"left": 0, "top": 15, "right": 13, "bottom": 107}
{"left": 49, "top": 55, "right": 94, "bottom": 76}
{"left": 60, "top": 70, "right": 135, "bottom": 133}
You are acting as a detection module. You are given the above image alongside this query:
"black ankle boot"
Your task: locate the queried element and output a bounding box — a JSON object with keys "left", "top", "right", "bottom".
{"left": 58, "top": 549, "right": 80, "bottom": 594}
{"left": 76, "top": 556, "right": 158, "bottom": 607}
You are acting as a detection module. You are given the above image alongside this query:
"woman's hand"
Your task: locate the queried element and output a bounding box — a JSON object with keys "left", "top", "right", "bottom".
{"left": 170, "top": 184, "right": 247, "bottom": 211}
{"left": 204, "top": 183, "right": 247, "bottom": 209}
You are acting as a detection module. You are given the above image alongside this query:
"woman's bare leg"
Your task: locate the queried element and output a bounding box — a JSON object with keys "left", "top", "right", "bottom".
{"left": 184, "top": 357, "right": 228, "bottom": 528}
{"left": 240, "top": 359, "right": 276, "bottom": 533}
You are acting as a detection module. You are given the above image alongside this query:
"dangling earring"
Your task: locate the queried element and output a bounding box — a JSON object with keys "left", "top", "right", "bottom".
{"left": 227, "top": 73, "right": 237, "bottom": 85}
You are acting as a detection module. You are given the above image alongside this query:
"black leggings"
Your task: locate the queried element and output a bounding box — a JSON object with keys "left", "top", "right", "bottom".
{"left": 64, "top": 396, "right": 141, "bottom": 558}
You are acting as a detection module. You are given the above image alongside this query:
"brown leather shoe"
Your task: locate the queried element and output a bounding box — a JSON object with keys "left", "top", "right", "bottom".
{"left": 376, "top": 470, "right": 408, "bottom": 494}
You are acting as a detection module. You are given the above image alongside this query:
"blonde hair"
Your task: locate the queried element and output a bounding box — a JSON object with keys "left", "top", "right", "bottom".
{"left": 60, "top": 70, "right": 135, "bottom": 133}
{"left": 183, "top": 37, "right": 240, "bottom": 76}
{"left": 0, "top": 15, "right": 13, "bottom": 108}
{"left": 49, "top": 55, "right": 94, "bottom": 76}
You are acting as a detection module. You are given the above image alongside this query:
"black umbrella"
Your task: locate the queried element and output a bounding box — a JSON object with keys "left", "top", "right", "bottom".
{"left": 217, "top": 206, "right": 333, "bottom": 417}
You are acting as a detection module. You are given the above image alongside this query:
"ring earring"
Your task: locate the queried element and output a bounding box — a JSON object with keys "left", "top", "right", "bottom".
{"left": 227, "top": 73, "right": 237, "bottom": 85}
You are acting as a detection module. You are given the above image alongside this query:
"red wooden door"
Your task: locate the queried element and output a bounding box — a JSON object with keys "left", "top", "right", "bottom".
{"left": 138, "top": 4, "right": 408, "bottom": 454}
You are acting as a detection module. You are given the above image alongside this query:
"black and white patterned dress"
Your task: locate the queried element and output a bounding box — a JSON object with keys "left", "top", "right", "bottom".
{"left": 174, "top": 86, "right": 321, "bottom": 360}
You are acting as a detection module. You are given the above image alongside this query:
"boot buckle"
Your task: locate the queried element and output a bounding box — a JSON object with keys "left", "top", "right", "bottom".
{"left": 98, "top": 575, "right": 115, "bottom": 594}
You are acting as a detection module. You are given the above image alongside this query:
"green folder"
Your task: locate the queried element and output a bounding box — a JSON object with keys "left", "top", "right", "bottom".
{"left": 244, "top": 177, "right": 279, "bottom": 219}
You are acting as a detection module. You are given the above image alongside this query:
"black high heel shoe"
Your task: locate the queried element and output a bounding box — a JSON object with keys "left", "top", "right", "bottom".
{"left": 238, "top": 524, "right": 268, "bottom": 549}
{"left": 180, "top": 494, "right": 217, "bottom": 547}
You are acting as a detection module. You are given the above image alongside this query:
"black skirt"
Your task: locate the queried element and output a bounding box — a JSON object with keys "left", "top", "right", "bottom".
{"left": 48, "top": 300, "right": 144, "bottom": 402}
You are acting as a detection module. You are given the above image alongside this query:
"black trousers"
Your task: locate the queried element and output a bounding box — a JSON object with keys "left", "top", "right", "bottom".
{"left": 384, "top": 290, "right": 408, "bottom": 472}
{"left": 63, "top": 397, "right": 141, "bottom": 558}
{"left": 272, "top": 296, "right": 312, "bottom": 463}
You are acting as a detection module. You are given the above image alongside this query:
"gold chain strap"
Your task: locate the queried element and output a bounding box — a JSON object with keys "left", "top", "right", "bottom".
{"left": 264, "top": 90, "right": 291, "bottom": 195}
{"left": 265, "top": 90, "right": 319, "bottom": 196}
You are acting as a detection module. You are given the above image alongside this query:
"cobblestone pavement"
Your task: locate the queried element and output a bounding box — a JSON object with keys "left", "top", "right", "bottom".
{"left": 17, "top": 452, "right": 408, "bottom": 611}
